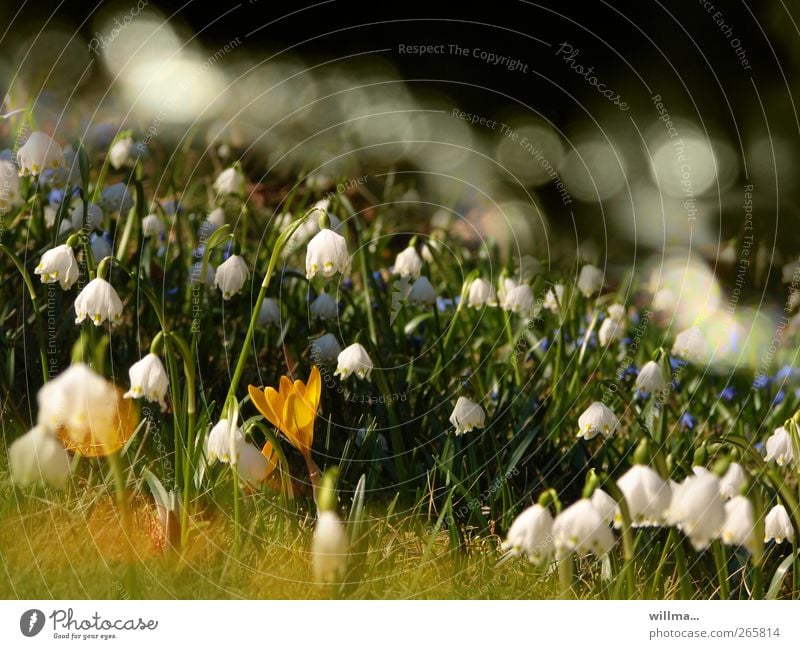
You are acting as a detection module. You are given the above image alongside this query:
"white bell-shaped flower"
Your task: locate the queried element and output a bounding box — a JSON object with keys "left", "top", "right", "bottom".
{"left": 109, "top": 136, "right": 135, "bottom": 169}
{"left": 310, "top": 333, "right": 342, "bottom": 363}
{"left": 543, "top": 284, "right": 565, "bottom": 314}
{"left": 258, "top": 298, "right": 281, "bottom": 326}
{"left": 577, "top": 264, "right": 603, "bottom": 296}
{"left": 9, "top": 426, "right": 71, "bottom": 489}
{"left": 335, "top": 343, "right": 373, "bottom": 380}
{"left": 635, "top": 360, "right": 664, "bottom": 393}
{"left": 237, "top": 443, "right": 271, "bottom": 487}
{"left": 407, "top": 276, "right": 436, "bottom": 307}
{"left": 312, "top": 511, "right": 350, "bottom": 583}
{"left": 124, "top": 353, "right": 169, "bottom": 409}
{"left": 449, "top": 397, "right": 486, "bottom": 435}
{"left": 214, "top": 254, "right": 250, "bottom": 299}
{"left": 652, "top": 287, "right": 676, "bottom": 314}
{"left": 615, "top": 465, "right": 671, "bottom": 527}
{"left": 577, "top": 402, "right": 619, "bottom": 440}
{"left": 17, "top": 132, "right": 65, "bottom": 176}
{"left": 502, "top": 284, "right": 535, "bottom": 316}
{"left": 467, "top": 277, "right": 497, "bottom": 308}
{"left": 306, "top": 228, "right": 350, "bottom": 280}
{"left": 142, "top": 214, "right": 165, "bottom": 238}
{"left": 497, "top": 277, "right": 518, "bottom": 305}
{"left": 719, "top": 462, "right": 747, "bottom": 500}
{"left": 671, "top": 326, "right": 706, "bottom": 363}
{"left": 213, "top": 167, "right": 244, "bottom": 195}
{"left": 552, "top": 498, "right": 615, "bottom": 558}
{"left": 74, "top": 277, "right": 123, "bottom": 326}
{"left": 206, "top": 418, "right": 245, "bottom": 465}
{"left": 34, "top": 244, "right": 79, "bottom": 290}
{"left": 764, "top": 504, "right": 794, "bottom": 543}
{"left": 720, "top": 495, "right": 757, "bottom": 553}
{"left": 394, "top": 246, "right": 423, "bottom": 278}
{"left": 598, "top": 314, "right": 625, "bottom": 346}
{"left": 203, "top": 207, "right": 226, "bottom": 234}
{"left": 665, "top": 471, "right": 725, "bottom": 550}
{"left": 310, "top": 293, "right": 338, "bottom": 320}
{"left": 501, "top": 504, "right": 554, "bottom": 564}
{"left": 765, "top": 426, "right": 794, "bottom": 467}
{"left": 590, "top": 488, "right": 617, "bottom": 526}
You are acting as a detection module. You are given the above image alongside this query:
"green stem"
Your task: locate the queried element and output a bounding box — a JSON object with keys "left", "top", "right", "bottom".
{"left": 712, "top": 541, "right": 730, "bottom": 599}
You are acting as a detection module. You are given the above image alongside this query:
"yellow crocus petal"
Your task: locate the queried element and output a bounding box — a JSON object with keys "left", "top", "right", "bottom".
{"left": 264, "top": 387, "right": 286, "bottom": 430}
{"left": 279, "top": 375, "right": 293, "bottom": 400}
{"left": 261, "top": 441, "right": 279, "bottom": 478}
{"left": 248, "top": 385, "right": 276, "bottom": 427}
{"left": 293, "top": 379, "right": 306, "bottom": 399}
{"left": 306, "top": 365, "right": 321, "bottom": 411}
{"left": 290, "top": 391, "right": 316, "bottom": 454}
{"left": 282, "top": 392, "right": 304, "bottom": 452}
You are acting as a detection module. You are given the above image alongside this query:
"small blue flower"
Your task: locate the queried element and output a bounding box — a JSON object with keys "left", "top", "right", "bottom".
{"left": 773, "top": 390, "right": 786, "bottom": 406}
{"left": 436, "top": 297, "right": 455, "bottom": 313}
{"left": 622, "top": 364, "right": 638, "bottom": 379}
{"left": 343, "top": 277, "right": 354, "bottom": 290}
{"left": 680, "top": 412, "right": 696, "bottom": 430}
{"left": 752, "top": 374, "right": 769, "bottom": 390}
{"left": 720, "top": 386, "right": 736, "bottom": 402}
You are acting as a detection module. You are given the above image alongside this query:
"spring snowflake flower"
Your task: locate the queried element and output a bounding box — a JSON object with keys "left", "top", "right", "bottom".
{"left": 189, "top": 261, "right": 215, "bottom": 288}
{"left": 204, "top": 207, "right": 226, "bottom": 233}
{"left": 306, "top": 229, "right": 351, "bottom": 280}
{"left": 577, "top": 402, "right": 619, "bottom": 440}
{"left": 577, "top": 264, "right": 603, "bottom": 296}
{"left": 394, "top": 246, "right": 423, "bottom": 279}
{"left": 665, "top": 471, "right": 725, "bottom": 550}
{"left": 74, "top": 278, "right": 123, "bottom": 326}
{"left": 0, "top": 159, "right": 21, "bottom": 209}
{"left": 100, "top": 182, "right": 133, "bottom": 214}
{"left": 590, "top": 488, "right": 617, "bottom": 526}
{"left": 206, "top": 418, "right": 245, "bottom": 465}
{"left": 635, "top": 360, "right": 664, "bottom": 393}
{"left": 720, "top": 495, "right": 757, "bottom": 553}
{"left": 719, "top": 462, "right": 747, "bottom": 500}
{"left": 652, "top": 287, "right": 676, "bottom": 314}
{"left": 17, "top": 132, "right": 65, "bottom": 176}
{"left": 765, "top": 426, "right": 794, "bottom": 467}
{"left": 70, "top": 199, "right": 104, "bottom": 230}
{"left": 764, "top": 504, "right": 794, "bottom": 543}
{"left": 449, "top": 396, "right": 486, "bottom": 435}
{"left": 258, "top": 298, "right": 281, "bottom": 326}
{"left": 34, "top": 244, "right": 79, "bottom": 290}
{"left": 213, "top": 167, "right": 244, "bottom": 195}
{"left": 615, "top": 465, "right": 671, "bottom": 527}
{"left": 552, "top": 498, "right": 614, "bottom": 559}
{"left": 497, "top": 277, "right": 518, "bottom": 305}
{"left": 407, "top": 276, "right": 437, "bottom": 307}
{"left": 501, "top": 504, "right": 554, "bottom": 564}
{"left": 598, "top": 314, "right": 624, "bottom": 346}
{"left": 312, "top": 511, "right": 350, "bottom": 583}
{"left": 502, "top": 284, "right": 535, "bottom": 316}
{"left": 142, "top": 214, "right": 165, "bottom": 238}
{"left": 335, "top": 343, "right": 373, "bottom": 380}
{"left": 124, "top": 353, "right": 169, "bottom": 409}
{"left": 671, "top": 326, "right": 706, "bottom": 363}
{"left": 214, "top": 254, "right": 250, "bottom": 299}
{"left": 237, "top": 442, "right": 275, "bottom": 487}
{"left": 310, "top": 333, "right": 342, "bottom": 363}
{"left": 543, "top": 284, "right": 565, "bottom": 314}
{"left": 9, "top": 426, "right": 71, "bottom": 489}
{"left": 109, "top": 136, "right": 135, "bottom": 169}
{"left": 37, "top": 363, "right": 136, "bottom": 457}
{"left": 467, "top": 277, "right": 497, "bottom": 308}
{"left": 310, "top": 293, "right": 338, "bottom": 320}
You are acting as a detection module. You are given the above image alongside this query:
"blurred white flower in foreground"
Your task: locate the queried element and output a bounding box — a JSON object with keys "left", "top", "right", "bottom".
{"left": 720, "top": 495, "right": 756, "bottom": 553}
{"left": 502, "top": 284, "right": 535, "bottom": 316}
{"left": 665, "top": 471, "right": 725, "bottom": 550}
{"left": 635, "top": 360, "right": 664, "bottom": 393}
{"left": 394, "top": 245, "right": 423, "bottom": 279}
{"left": 306, "top": 229, "right": 350, "bottom": 280}
{"left": 237, "top": 443, "right": 272, "bottom": 487}
{"left": 312, "top": 511, "right": 349, "bottom": 583}
{"left": 310, "top": 333, "right": 342, "bottom": 363}
{"left": 615, "top": 465, "right": 671, "bottom": 527}
{"left": 18, "top": 132, "right": 65, "bottom": 176}
{"left": 590, "top": 488, "right": 617, "bottom": 526}
{"left": 35, "top": 244, "right": 79, "bottom": 290}
{"left": 109, "top": 136, "right": 136, "bottom": 169}
{"left": 543, "top": 284, "right": 565, "bottom": 314}
{"left": 124, "top": 353, "right": 169, "bottom": 409}
{"left": 577, "top": 402, "right": 619, "bottom": 440}
{"left": 671, "top": 326, "right": 705, "bottom": 363}
{"left": 214, "top": 254, "right": 249, "bottom": 299}
{"left": 9, "top": 426, "right": 71, "bottom": 489}
{"left": 765, "top": 426, "right": 794, "bottom": 467}
{"left": 764, "top": 504, "right": 794, "bottom": 543}
{"left": 552, "top": 499, "right": 614, "bottom": 558}
{"left": 407, "top": 276, "right": 436, "bottom": 307}
{"left": 335, "top": 343, "right": 373, "bottom": 380}
{"left": 0, "top": 159, "right": 21, "bottom": 208}
{"left": 449, "top": 396, "right": 486, "bottom": 435}
{"left": 310, "top": 293, "right": 338, "bottom": 321}
{"left": 718, "top": 462, "right": 746, "bottom": 500}
{"left": 467, "top": 277, "right": 497, "bottom": 308}
{"left": 142, "top": 214, "right": 165, "bottom": 238}
{"left": 501, "top": 503, "right": 554, "bottom": 563}
{"left": 74, "top": 278, "right": 123, "bottom": 326}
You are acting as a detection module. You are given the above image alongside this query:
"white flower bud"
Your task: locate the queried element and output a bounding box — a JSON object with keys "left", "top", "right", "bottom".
{"left": 720, "top": 495, "right": 756, "bottom": 553}
{"left": 671, "top": 326, "right": 706, "bottom": 363}
{"left": 142, "top": 214, "right": 165, "bottom": 238}
{"left": 635, "top": 360, "right": 664, "bottom": 393}
{"left": 311, "top": 511, "right": 349, "bottom": 583}
{"left": 615, "top": 465, "right": 671, "bottom": 527}
{"left": 213, "top": 167, "right": 244, "bottom": 195}
{"left": 206, "top": 419, "right": 245, "bottom": 465}
{"left": 9, "top": 426, "right": 71, "bottom": 489}
{"left": 765, "top": 426, "right": 794, "bottom": 467}
{"left": 764, "top": 504, "right": 794, "bottom": 543}
{"left": 310, "top": 333, "right": 342, "bottom": 363}
{"left": 407, "top": 276, "right": 436, "bottom": 307}
{"left": 665, "top": 471, "right": 725, "bottom": 550}
{"left": 502, "top": 284, "right": 535, "bottom": 316}
{"left": 719, "top": 462, "right": 747, "bottom": 500}
{"left": 467, "top": 277, "right": 497, "bottom": 308}
{"left": 394, "top": 246, "right": 423, "bottom": 278}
